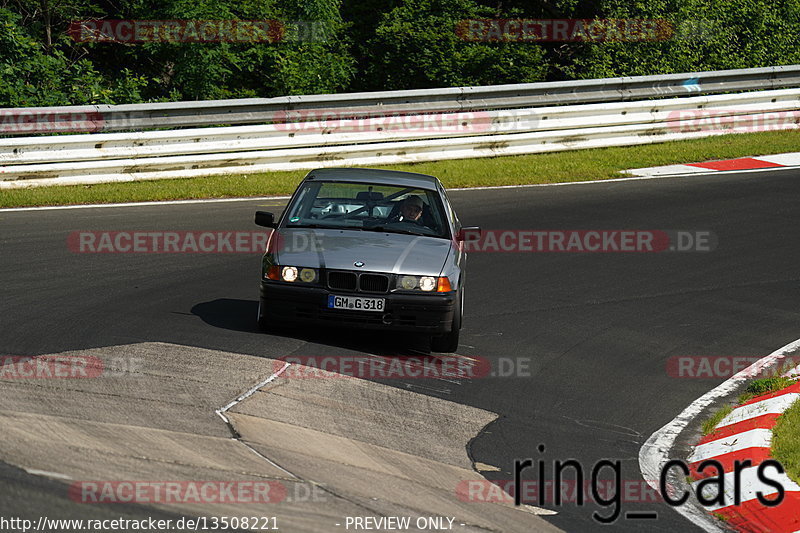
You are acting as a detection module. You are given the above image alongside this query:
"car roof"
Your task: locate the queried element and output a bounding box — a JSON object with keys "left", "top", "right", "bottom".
{"left": 304, "top": 168, "right": 440, "bottom": 190}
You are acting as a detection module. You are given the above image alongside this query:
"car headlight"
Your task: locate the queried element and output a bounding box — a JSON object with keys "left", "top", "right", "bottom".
{"left": 269, "top": 266, "right": 318, "bottom": 283}
{"left": 300, "top": 268, "right": 317, "bottom": 283}
{"left": 419, "top": 276, "right": 437, "bottom": 291}
{"left": 282, "top": 266, "right": 298, "bottom": 282}
{"left": 395, "top": 275, "right": 452, "bottom": 293}
{"left": 400, "top": 275, "right": 417, "bottom": 290}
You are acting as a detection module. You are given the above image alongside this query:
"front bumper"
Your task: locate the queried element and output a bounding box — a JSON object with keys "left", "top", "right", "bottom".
{"left": 259, "top": 281, "right": 456, "bottom": 333}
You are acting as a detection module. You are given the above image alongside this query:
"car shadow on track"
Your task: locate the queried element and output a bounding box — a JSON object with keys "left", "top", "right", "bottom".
{"left": 191, "top": 298, "right": 434, "bottom": 356}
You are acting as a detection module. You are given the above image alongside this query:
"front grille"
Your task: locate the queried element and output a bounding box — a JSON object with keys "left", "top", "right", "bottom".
{"left": 328, "top": 271, "right": 357, "bottom": 291}
{"left": 327, "top": 271, "right": 389, "bottom": 293}
{"left": 359, "top": 274, "right": 389, "bottom": 293}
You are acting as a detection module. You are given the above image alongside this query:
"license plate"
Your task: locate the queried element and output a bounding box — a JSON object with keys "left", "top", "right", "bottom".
{"left": 327, "top": 295, "right": 385, "bottom": 312}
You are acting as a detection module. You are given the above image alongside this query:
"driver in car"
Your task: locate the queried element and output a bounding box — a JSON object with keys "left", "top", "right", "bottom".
{"left": 395, "top": 195, "right": 424, "bottom": 223}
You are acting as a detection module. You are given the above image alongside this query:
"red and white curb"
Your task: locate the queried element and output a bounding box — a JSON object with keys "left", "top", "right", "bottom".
{"left": 625, "top": 152, "right": 800, "bottom": 177}
{"left": 689, "top": 382, "right": 800, "bottom": 532}
{"left": 640, "top": 339, "right": 800, "bottom": 533}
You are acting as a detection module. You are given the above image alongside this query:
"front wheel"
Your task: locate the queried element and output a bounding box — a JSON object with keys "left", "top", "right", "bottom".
{"left": 257, "top": 300, "right": 273, "bottom": 332}
{"left": 430, "top": 290, "right": 462, "bottom": 353}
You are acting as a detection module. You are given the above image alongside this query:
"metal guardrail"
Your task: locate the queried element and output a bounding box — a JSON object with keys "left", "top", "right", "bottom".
{"left": 1, "top": 66, "right": 799, "bottom": 188}
{"left": 2, "top": 65, "right": 800, "bottom": 134}
{"left": 2, "top": 89, "right": 799, "bottom": 165}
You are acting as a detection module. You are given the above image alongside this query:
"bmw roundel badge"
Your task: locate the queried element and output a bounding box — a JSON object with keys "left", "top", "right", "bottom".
{"left": 354, "top": 261, "right": 365, "bottom": 268}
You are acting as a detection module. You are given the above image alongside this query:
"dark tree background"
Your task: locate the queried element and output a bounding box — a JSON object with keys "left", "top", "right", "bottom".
{"left": 0, "top": 0, "right": 797, "bottom": 106}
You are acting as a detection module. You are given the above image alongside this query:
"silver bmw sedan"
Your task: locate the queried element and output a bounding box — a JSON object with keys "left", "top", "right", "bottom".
{"left": 254, "top": 168, "right": 480, "bottom": 353}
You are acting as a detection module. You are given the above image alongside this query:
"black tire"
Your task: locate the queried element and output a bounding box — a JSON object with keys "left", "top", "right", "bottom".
{"left": 257, "top": 300, "right": 273, "bottom": 332}
{"left": 430, "top": 290, "right": 462, "bottom": 353}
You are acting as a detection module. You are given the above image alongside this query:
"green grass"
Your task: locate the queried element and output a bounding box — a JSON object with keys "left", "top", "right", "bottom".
{"left": 3, "top": 129, "right": 800, "bottom": 208}
{"left": 772, "top": 398, "right": 800, "bottom": 483}
{"left": 702, "top": 405, "right": 734, "bottom": 436}
{"left": 737, "top": 376, "right": 797, "bottom": 405}
{"left": 699, "top": 376, "right": 800, "bottom": 481}
{"left": 702, "top": 377, "right": 796, "bottom": 437}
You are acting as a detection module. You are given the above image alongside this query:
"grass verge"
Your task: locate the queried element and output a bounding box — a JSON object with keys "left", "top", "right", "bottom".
{"left": 772, "top": 397, "right": 800, "bottom": 482}
{"left": 702, "top": 405, "right": 734, "bottom": 436}
{"left": 700, "top": 377, "right": 797, "bottom": 437}
{"left": 737, "top": 376, "right": 797, "bottom": 404}
{"left": 2, "top": 129, "right": 800, "bottom": 208}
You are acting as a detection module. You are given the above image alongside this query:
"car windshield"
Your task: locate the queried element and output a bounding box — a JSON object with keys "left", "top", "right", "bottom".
{"left": 283, "top": 181, "right": 449, "bottom": 238}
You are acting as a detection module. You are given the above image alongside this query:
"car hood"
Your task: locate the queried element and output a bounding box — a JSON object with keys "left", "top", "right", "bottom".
{"left": 275, "top": 228, "right": 452, "bottom": 275}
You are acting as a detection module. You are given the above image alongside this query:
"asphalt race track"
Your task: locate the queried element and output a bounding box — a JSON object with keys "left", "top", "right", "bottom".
{"left": 3, "top": 168, "right": 800, "bottom": 531}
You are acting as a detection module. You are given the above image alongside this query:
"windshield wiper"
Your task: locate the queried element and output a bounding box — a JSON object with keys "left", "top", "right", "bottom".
{"left": 285, "top": 223, "right": 326, "bottom": 229}
{"left": 363, "top": 225, "right": 428, "bottom": 237}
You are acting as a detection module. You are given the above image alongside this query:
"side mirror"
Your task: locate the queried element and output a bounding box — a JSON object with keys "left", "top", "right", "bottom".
{"left": 255, "top": 211, "right": 276, "bottom": 228}
{"left": 457, "top": 227, "right": 481, "bottom": 242}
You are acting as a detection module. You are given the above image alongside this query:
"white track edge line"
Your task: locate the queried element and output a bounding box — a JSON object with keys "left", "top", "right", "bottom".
{"left": 0, "top": 195, "right": 292, "bottom": 213}
{"left": 215, "top": 362, "right": 290, "bottom": 422}
{"left": 0, "top": 174, "right": 671, "bottom": 213}
{"left": 23, "top": 468, "right": 72, "bottom": 480}
{"left": 215, "top": 362, "right": 298, "bottom": 479}
{"left": 4, "top": 163, "right": 798, "bottom": 213}
{"left": 638, "top": 337, "right": 800, "bottom": 533}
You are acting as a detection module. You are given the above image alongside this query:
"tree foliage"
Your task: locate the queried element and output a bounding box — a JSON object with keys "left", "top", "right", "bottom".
{"left": 0, "top": 0, "right": 796, "bottom": 106}
{"left": 360, "top": 0, "right": 547, "bottom": 90}
{"left": 561, "top": 0, "right": 800, "bottom": 78}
